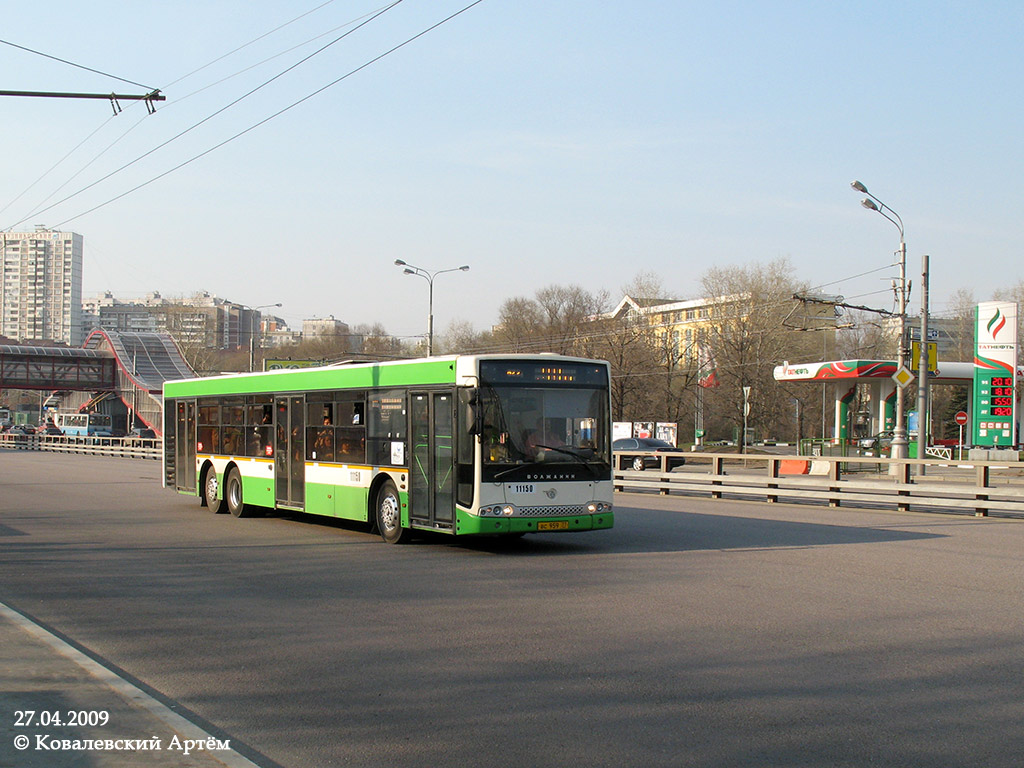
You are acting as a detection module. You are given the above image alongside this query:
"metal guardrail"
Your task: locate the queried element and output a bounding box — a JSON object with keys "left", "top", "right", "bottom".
{"left": 4, "top": 442, "right": 1022, "bottom": 515}
{"left": 0, "top": 433, "right": 161, "bottom": 460}
{"left": 612, "top": 451, "right": 1024, "bottom": 518}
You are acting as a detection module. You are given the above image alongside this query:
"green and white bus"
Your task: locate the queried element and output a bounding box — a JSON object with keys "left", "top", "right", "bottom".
{"left": 162, "top": 354, "right": 613, "bottom": 543}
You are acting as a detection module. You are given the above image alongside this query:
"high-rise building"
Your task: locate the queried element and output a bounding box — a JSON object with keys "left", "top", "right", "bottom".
{"left": 302, "top": 315, "right": 351, "bottom": 342}
{"left": 81, "top": 290, "right": 266, "bottom": 351}
{"left": 0, "top": 226, "right": 83, "bottom": 346}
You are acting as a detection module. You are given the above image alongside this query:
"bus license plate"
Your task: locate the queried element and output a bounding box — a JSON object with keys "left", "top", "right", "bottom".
{"left": 537, "top": 521, "right": 569, "bottom": 531}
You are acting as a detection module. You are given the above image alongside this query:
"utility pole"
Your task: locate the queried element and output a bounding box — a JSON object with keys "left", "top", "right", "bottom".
{"left": 917, "top": 254, "right": 930, "bottom": 471}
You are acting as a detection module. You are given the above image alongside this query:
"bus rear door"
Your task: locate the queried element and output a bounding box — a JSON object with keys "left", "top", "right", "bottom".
{"left": 174, "top": 400, "right": 197, "bottom": 493}
{"left": 275, "top": 396, "right": 305, "bottom": 509}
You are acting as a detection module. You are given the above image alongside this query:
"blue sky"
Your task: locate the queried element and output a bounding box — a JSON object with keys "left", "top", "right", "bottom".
{"left": 1, "top": 1, "right": 1021, "bottom": 342}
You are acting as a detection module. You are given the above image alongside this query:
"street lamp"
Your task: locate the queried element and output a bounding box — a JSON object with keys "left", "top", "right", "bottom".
{"left": 248, "top": 302, "right": 282, "bottom": 371}
{"left": 393, "top": 260, "right": 470, "bottom": 356}
{"left": 851, "top": 180, "right": 909, "bottom": 460}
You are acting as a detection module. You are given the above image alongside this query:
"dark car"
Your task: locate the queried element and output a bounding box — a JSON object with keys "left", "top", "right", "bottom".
{"left": 127, "top": 427, "right": 157, "bottom": 440}
{"left": 40, "top": 424, "right": 64, "bottom": 436}
{"left": 613, "top": 437, "right": 687, "bottom": 471}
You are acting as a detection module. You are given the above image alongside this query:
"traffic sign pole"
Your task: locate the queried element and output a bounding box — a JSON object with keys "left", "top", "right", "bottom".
{"left": 954, "top": 411, "right": 969, "bottom": 461}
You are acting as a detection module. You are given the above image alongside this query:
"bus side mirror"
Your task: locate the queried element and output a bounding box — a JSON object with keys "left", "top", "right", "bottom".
{"left": 461, "top": 387, "right": 482, "bottom": 435}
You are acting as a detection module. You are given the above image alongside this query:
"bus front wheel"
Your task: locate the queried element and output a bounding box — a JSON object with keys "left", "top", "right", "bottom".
{"left": 203, "top": 467, "right": 226, "bottom": 514}
{"left": 376, "top": 481, "right": 408, "bottom": 544}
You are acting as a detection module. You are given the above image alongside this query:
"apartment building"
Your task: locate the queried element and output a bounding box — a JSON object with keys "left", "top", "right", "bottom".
{"left": 0, "top": 226, "right": 83, "bottom": 346}
{"left": 82, "top": 291, "right": 263, "bottom": 350}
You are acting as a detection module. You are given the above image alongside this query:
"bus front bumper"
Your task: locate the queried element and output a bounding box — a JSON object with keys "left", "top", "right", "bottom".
{"left": 455, "top": 509, "right": 614, "bottom": 536}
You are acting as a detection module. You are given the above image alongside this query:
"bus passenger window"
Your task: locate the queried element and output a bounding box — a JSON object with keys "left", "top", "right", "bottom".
{"left": 309, "top": 423, "right": 335, "bottom": 462}
{"left": 222, "top": 426, "right": 242, "bottom": 455}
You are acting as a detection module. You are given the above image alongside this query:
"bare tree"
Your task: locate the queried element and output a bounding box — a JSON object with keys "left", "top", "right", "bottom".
{"left": 494, "top": 285, "right": 609, "bottom": 354}
{"left": 700, "top": 258, "right": 816, "bottom": 447}
{"left": 494, "top": 297, "right": 545, "bottom": 352}
{"left": 580, "top": 313, "right": 662, "bottom": 421}
{"left": 436, "top": 320, "right": 494, "bottom": 355}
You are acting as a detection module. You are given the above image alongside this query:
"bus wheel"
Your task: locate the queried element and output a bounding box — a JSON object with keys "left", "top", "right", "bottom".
{"left": 203, "top": 467, "right": 226, "bottom": 513}
{"left": 376, "top": 480, "right": 408, "bottom": 544}
{"left": 225, "top": 468, "right": 250, "bottom": 518}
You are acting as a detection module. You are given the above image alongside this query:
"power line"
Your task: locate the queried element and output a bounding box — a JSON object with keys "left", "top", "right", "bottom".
{"left": 808, "top": 262, "right": 895, "bottom": 293}
{"left": 161, "top": 0, "right": 343, "bottom": 90}
{"left": 5, "top": 2, "right": 374, "bottom": 227}
{"left": 0, "top": 38, "right": 156, "bottom": 90}
{"left": 0, "top": 113, "right": 117, "bottom": 220}
{"left": 9, "top": 111, "right": 153, "bottom": 227}
{"left": 50, "top": 0, "right": 486, "bottom": 228}
{"left": 167, "top": 4, "right": 404, "bottom": 106}
{"left": 10, "top": 0, "right": 409, "bottom": 230}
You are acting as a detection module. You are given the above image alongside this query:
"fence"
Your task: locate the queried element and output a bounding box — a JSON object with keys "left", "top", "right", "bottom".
{"left": 0, "top": 433, "right": 161, "bottom": 460}
{"left": 5, "top": 439, "right": 1023, "bottom": 516}
{"left": 612, "top": 451, "right": 1024, "bottom": 518}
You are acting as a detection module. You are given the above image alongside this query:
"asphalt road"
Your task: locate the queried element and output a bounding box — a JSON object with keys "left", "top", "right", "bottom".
{"left": 1, "top": 450, "right": 1022, "bottom": 768}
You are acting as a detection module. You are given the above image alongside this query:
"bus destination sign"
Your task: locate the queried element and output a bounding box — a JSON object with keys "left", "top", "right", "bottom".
{"left": 481, "top": 361, "right": 607, "bottom": 386}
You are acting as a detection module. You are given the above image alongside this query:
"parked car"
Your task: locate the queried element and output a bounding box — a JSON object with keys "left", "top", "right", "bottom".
{"left": 127, "top": 427, "right": 157, "bottom": 440}
{"left": 613, "top": 437, "right": 687, "bottom": 471}
{"left": 858, "top": 431, "right": 894, "bottom": 457}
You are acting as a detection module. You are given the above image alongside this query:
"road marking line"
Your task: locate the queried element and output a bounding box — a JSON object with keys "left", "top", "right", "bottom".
{"left": 0, "top": 600, "right": 262, "bottom": 768}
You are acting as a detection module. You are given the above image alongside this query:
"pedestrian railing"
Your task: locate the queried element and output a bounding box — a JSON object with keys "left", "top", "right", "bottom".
{"left": 0, "top": 433, "right": 161, "bottom": 460}
{"left": 612, "top": 451, "right": 1024, "bottom": 518}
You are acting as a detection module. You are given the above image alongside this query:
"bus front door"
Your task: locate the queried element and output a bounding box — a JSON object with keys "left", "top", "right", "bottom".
{"left": 275, "top": 396, "right": 305, "bottom": 509}
{"left": 410, "top": 391, "right": 455, "bottom": 530}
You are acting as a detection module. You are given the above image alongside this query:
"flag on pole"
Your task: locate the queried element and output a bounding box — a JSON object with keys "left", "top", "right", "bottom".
{"left": 698, "top": 347, "right": 720, "bottom": 388}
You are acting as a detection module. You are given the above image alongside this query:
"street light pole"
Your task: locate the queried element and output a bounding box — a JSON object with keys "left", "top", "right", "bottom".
{"left": 247, "top": 302, "right": 282, "bottom": 372}
{"left": 917, "top": 253, "right": 930, "bottom": 470}
{"left": 393, "top": 260, "right": 470, "bottom": 356}
{"left": 851, "top": 180, "right": 910, "bottom": 460}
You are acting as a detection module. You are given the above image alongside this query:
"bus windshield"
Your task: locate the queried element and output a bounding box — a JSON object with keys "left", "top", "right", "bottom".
{"left": 478, "top": 361, "right": 610, "bottom": 482}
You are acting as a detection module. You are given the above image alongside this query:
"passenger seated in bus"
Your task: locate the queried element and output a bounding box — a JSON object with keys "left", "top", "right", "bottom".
{"left": 313, "top": 415, "right": 334, "bottom": 461}
{"left": 222, "top": 428, "right": 239, "bottom": 456}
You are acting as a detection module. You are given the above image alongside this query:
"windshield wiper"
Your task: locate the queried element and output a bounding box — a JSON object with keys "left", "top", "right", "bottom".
{"left": 533, "top": 445, "right": 605, "bottom": 477}
{"left": 493, "top": 464, "right": 526, "bottom": 480}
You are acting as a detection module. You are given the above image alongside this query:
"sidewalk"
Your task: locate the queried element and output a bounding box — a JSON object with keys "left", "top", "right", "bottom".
{"left": 0, "top": 610, "right": 250, "bottom": 768}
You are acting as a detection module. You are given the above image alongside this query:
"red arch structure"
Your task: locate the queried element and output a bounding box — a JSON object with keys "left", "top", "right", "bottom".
{"left": 82, "top": 330, "right": 195, "bottom": 432}
{"left": 0, "top": 331, "right": 194, "bottom": 434}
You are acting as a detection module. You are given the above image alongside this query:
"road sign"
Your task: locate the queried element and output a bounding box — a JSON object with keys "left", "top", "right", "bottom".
{"left": 911, "top": 341, "right": 938, "bottom": 373}
{"left": 892, "top": 365, "right": 915, "bottom": 389}
{"left": 954, "top": 411, "right": 968, "bottom": 426}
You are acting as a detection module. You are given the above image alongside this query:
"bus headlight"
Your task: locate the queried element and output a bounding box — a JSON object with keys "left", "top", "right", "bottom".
{"left": 478, "top": 505, "right": 517, "bottom": 517}
{"left": 586, "top": 501, "right": 612, "bottom": 513}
